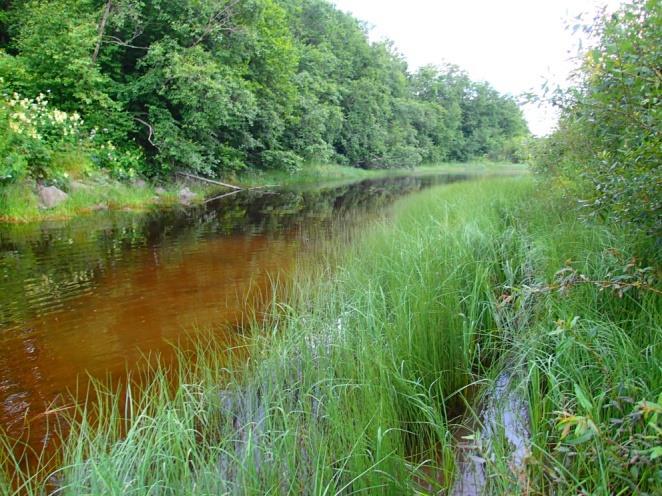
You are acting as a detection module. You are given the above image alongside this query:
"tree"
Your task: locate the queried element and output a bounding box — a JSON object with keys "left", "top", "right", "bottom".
{"left": 0, "top": 0, "right": 531, "bottom": 180}
{"left": 534, "top": 0, "right": 661, "bottom": 236}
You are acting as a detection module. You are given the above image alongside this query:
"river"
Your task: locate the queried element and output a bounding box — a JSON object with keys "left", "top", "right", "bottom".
{"left": 0, "top": 173, "right": 468, "bottom": 451}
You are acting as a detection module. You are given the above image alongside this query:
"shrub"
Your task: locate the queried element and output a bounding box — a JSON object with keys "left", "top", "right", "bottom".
{"left": 384, "top": 145, "right": 423, "bottom": 169}
{"left": 260, "top": 149, "right": 304, "bottom": 174}
{"left": 533, "top": 0, "right": 661, "bottom": 237}
{"left": 0, "top": 86, "right": 91, "bottom": 181}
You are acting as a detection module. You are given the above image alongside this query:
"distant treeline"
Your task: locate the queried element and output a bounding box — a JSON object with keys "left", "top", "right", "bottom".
{"left": 0, "top": 0, "right": 528, "bottom": 181}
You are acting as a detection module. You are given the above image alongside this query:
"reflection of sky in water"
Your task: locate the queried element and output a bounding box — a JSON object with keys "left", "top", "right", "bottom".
{"left": 0, "top": 174, "right": 467, "bottom": 448}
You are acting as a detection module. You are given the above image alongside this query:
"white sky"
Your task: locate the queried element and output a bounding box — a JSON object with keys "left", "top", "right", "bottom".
{"left": 332, "top": 0, "right": 623, "bottom": 135}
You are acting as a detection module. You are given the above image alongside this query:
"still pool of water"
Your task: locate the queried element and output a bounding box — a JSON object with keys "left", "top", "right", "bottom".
{"left": 0, "top": 174, "right": 467, "bottom": 448}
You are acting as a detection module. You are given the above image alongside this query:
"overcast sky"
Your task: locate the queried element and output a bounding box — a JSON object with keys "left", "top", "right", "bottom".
{"left": 332, "top": 0, "right": 623, "bottom": 135}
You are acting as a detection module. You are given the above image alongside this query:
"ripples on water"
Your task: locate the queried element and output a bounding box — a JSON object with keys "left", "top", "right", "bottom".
{"left": 0, "top": 174, "right": 466, "bottom": 447}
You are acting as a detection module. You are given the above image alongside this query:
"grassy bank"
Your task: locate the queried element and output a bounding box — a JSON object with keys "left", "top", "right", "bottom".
{"left": 0, "top": 161, "right": 526, "bottom": 223}
{"left": 0, "top": 179, "right": 211, "bottom": 223}
{"left": 1, "top": 176, "right": 658, "bottom": 495}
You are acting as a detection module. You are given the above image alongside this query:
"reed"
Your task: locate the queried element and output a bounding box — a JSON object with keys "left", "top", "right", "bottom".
{"left": 1, "top": 175, "right": 658, "bottom": 495}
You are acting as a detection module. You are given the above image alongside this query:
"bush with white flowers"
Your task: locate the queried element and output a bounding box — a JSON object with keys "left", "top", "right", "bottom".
{"left": 1, "top": 84, "right": 92, "bottom": 181}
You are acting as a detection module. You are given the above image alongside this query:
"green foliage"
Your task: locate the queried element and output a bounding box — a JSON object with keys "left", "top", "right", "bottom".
{"left": 0, "top": 98, "right": 28, "bottom": 182}
{"left": 411, "top": 64, "right": 528, "bottom": 163}
{"left": 7, "top": 0, "right": 120, "bottom": 127}
{"left": 0, "top": 87, "right": 94, "bottom": 182}
{"left": 499, "top": 190, "right": 661, "bottom": 494}
{"left": 0, "top": 0, "right": 529, "bottom": 179}
{"left": 534, "top": 0, "right": 661, "bottom": 236}
{"left": 136, "top": 41, "right": 257, "bottom": 175}
{"left": 0, "top": 179, "right": 40, "bottom": 219}
{"left": 260, "top": 149, "right": 303, "bottom": 173}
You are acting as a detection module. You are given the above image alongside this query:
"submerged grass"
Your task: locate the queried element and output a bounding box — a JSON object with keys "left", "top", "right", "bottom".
{"left": 0, "top": 175, "right": 659, "bottom": 495}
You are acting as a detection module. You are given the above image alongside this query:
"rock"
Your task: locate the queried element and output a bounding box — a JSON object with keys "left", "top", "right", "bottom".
{"left": 179, "top": 187, "right": 197, "bottom": 205}
{"left": 155, "top": 187, "right": 167, "bottom": 195}
{"left": 37, "top": 185, "right": 68, "bottom": 209}
{"left": 132, "top": 178, "right": 147, "bottom": 189}
{"left": 90, "top": 203, "right": 108, "bottom": 212}
{"left": 70, "top": 180, "right": 90, "bottom": 192}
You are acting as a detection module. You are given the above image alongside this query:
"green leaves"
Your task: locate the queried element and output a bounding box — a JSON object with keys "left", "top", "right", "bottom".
{"left": 574, "top": 383, "right": 593, "bottom": 411}
{"left": 555, "top": 386, "right": 599, "bottom": 446}
{"left": 2, "top": 0, "right": 530, "bottom": 178}
{"left": 534, "top": 0, "right": 661, "bottom": 238}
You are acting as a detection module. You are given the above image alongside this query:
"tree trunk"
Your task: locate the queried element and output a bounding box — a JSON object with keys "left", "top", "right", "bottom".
{"left": 92, "top": 0, "right": 113, "bottom": 63}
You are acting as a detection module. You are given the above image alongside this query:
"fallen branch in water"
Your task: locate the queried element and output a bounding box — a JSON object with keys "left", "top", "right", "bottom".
{"left": 176, "top": 171, "right": 243, "bottom": 190}
{"left": 203, "top": 186, "right": 274, "bottom": 204}
{"left": 203, "top": 189, "right": 242, "bottom": 204}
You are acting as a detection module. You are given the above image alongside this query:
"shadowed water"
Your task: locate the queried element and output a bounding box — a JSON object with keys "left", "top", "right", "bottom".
{"left": 0, "top": 174, "right": 467, "bottom": 450}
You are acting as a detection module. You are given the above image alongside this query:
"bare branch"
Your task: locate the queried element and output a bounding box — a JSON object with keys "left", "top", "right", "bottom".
{"left": 104, "top": 35, "right": 148, "bottom": 50}
{"left": 189, "top": 0, "right": 242, "bottom": 48}
{"left": 176, "top": 171, "right": 243, "bottom": 190}
{"left": 134, "top": 117, "right": 159, "bottom": 150}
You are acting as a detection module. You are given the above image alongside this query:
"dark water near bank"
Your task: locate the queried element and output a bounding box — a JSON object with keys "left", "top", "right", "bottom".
{"left": 0, "top": 173, "right": 467, "bottom": 447}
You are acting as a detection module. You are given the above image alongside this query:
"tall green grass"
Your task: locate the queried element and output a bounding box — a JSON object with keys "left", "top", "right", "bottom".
{"left": 1, "top": 176, "right": 658, "bottom": 495}
{"left": 501, "top": 209, "right": 662, "bottom": 494}
{"left": 231, "top": 161, "right": 527, "bottom": 188}
{"left": 464, "top": 181, "right": 661, "bottom": 494}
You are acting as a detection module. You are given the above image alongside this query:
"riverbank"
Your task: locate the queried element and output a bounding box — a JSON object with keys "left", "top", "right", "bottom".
{"left": 2, "top": 175, "right": 657, "bottom": 494}
{"left": 0, "top": 162, "right": 526, "bottom": 223}
{"left": 0, "top": 176, "right": 211, "bottom": 224}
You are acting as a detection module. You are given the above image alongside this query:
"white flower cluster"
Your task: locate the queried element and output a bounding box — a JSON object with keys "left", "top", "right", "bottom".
{"left": 4, "top": 91, "right": 85, "bottom": 144}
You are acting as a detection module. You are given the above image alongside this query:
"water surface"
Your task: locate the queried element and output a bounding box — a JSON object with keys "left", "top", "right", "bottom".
{"left": 0, "top": 174, "right": 467, "bottom": 446}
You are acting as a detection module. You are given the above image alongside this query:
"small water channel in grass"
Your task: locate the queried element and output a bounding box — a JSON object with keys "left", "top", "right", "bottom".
{"left": 0, "top": 173, "right": 471, "bottom": 454}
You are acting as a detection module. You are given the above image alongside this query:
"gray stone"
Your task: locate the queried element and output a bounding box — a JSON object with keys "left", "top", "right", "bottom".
{"left": 37, "top": 185, "right": 68, "bottom": 209}
{"left": 132, "top": 178, "right": 147, "bottom": 189}
{"left": 155, "top": 187, "right": 167, "bottom": 195}
{"left": 179, "top": 187, "right": 197, "bottom": 205}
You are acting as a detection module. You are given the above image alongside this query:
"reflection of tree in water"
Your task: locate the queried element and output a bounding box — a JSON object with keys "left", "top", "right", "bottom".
{"left": 0, "top": 174, "right": 469, "bottom": 446}
{"left": 0, "top": 174, "right": 465, "bottom": 330}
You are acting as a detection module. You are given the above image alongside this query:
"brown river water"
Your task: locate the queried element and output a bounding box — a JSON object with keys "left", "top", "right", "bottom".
{"left": 0, "top": 174, "right": 468, "bottom": 453}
